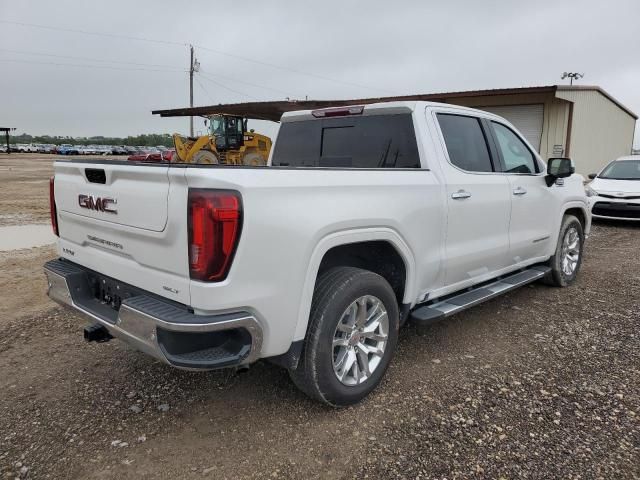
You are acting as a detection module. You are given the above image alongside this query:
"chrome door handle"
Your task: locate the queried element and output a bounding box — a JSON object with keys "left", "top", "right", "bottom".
{"left": 451, "top": 190, "right": 472, "bottom": 199}
{"left": 513, "top": 187, "right": 527, "bottom": 196}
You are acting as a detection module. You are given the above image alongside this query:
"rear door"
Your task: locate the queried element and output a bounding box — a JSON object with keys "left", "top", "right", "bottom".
{"left": 434, "top": 112, "right": 512, "bottom": 288}
{"left": 53, "top": 160, "right": 191, "bottom": 305}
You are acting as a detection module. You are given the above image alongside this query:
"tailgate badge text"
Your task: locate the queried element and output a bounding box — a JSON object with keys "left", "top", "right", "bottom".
{"left": 78, "top": 195, "right": 117, "bottom": 214}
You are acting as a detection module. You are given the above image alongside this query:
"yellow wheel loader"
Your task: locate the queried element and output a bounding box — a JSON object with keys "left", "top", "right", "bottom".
{"left": 172, "top": 115, "right": 272, "bottom": 165}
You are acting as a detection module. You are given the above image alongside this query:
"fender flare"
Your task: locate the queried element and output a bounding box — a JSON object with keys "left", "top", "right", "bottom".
{"left": 559, "top": 201, "right": 592, "bottom": 235}
{"left": 292, "top": 227, "right": 416, "bottom": 341}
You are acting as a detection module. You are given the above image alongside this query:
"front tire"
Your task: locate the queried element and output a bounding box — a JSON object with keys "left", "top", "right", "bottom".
{"left": 192, "top": 150, "right": 219, "bottom": 164}
{"left": 289, "top": 267, "right": 399, "bottom": 406}
{"left": 544, "top": 214, "right": 584, "bottom": 287}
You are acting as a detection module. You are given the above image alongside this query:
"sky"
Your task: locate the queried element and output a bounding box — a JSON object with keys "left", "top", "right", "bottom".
{"left": 0, "top": 0, "right": 639, "bottom": 147}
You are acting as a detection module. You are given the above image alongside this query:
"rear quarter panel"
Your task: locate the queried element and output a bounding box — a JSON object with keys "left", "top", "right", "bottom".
{"left": 185, "top": 167, "right": 444, "bottom": 356}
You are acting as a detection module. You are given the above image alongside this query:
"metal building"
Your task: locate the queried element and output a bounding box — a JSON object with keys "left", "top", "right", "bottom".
{"left": 154, "top": 84, "right": 636, "bottom": 175}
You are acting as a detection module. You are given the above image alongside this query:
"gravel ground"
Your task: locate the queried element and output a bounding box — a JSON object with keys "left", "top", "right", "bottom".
{"left": 0, "top": 155, "right": 638, "bottom": 479}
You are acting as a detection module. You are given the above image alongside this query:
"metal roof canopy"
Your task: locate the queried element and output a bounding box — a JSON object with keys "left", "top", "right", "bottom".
{"left": 151, "top": 85, "right": 637, "bottom": 122}
{"left": 1, "top": 127, "right": 15, "bottom": 154}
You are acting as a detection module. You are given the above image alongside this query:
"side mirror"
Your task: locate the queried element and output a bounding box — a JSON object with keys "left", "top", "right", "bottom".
{"left": 546, "top": 157, "right": 575, "bottom": 186}
{"left": 588, "top": 173, "right": 597, "bottom": 180}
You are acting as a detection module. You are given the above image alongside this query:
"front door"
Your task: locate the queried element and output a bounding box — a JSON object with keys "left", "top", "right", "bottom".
{"left": 435, "top": 112, "right": 512, "bottom": 287}
{"left": 487, "top": 120, "right": 554, "bottom": 263}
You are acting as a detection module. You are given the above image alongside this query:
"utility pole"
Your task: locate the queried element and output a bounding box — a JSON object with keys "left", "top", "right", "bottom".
{"left": 188, "top": 45, "right": 201, "bottom": 136}
{"left": 189, "top": 45, "right": 195, "bottom": 136}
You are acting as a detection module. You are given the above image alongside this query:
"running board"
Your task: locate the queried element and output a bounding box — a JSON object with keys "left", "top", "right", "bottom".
{"left": 410, "top": 265, "right": 551, "bottom": 328}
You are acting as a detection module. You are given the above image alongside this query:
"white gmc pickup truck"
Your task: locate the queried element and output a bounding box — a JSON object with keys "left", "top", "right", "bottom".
{"left": 45, "top": 101, "right": 591, "bottom": 406}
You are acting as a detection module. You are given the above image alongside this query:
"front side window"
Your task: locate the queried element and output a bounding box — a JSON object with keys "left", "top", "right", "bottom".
{"left": 437, "top": 114, "right": 493, "bottom": 172}
{"left": 210, "top": 117, "right": 225, "bottom": 137}
{"left": 491, "top": 122, "right": 538, "bottom": 174}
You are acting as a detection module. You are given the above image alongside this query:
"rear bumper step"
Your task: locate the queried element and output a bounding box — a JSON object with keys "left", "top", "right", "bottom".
{"left": 410, "top": 265, "right": 551, "bottom": 327}
{"left": 44, "top": 258, "right": 262, "bottom": 370}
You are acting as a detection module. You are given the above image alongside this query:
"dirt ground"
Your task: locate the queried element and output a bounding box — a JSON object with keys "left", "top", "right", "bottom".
{"left": 0, "top": 154, "right": 638, "bottom": 479}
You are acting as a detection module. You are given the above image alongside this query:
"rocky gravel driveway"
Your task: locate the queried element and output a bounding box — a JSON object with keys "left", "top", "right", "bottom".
{"left": 0, "top": 221, "right": 638, "bottom": 479}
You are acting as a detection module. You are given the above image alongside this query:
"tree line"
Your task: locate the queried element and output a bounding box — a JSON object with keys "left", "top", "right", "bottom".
{"left": 7, "top": 133, "right": 174, "bottom": 147}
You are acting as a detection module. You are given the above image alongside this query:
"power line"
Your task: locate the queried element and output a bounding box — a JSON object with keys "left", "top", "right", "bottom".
{"left": 1, "top": 19, "right": 393, "bottom": 95}
{"left": 195, "top": 44, "right": 393, "bottom": 95}
{"left": 0, "top": 48, "right": 183, "bottom": 70}
{"left": 197, "top": 72, "right": 259, "bottom": 101}
{"left": 198, "top": 68, "right": 301, "bottom": 98}
{"left": 0, "top": 20, "right": 187, "bottom": 47}
{"left": 0, "top": 58, "right": 187, "bottom": 73}
{"left": 193, "top": 76, "right": 215, "bottom": 104}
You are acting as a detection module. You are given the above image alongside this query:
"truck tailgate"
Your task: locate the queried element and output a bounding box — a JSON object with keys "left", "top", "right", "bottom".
{"left": 53, "top": 161, "right": 191, "bottom": 305}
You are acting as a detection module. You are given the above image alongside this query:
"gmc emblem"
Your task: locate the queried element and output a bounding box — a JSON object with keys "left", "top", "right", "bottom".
{"left": 78, "top": 194, "right": 117, "bottom": 214}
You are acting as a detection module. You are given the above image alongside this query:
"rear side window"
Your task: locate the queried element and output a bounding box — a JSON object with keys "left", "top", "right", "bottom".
{"left": 437, "top": 114, "right": 493, "bottom": 173}
{"left": 491, "top": 122, "right": 539, "bottom": 174}
{"left": 272, "top": 114, "right": 421, "bottom": 168}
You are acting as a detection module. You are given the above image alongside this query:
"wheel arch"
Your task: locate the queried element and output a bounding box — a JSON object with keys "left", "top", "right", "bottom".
{"left": 292, "top": 228, "right": 416, "bottom": 342}
{"left": 561, "top": 202, "right": 591, "bottom": 234}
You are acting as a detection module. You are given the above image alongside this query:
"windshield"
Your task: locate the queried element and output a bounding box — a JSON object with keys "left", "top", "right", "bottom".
{"left": 599, "top": 160, "right": 640, "bottom": 180}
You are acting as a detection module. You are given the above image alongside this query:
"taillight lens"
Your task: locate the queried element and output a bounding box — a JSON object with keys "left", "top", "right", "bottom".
{"left": 188, "top": 189, "right": 242, "bottom": 282}
{"left": 49, "top": 176, "right": 59, "bottom": 236}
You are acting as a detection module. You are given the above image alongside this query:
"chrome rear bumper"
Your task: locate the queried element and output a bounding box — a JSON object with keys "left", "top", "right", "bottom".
{"left": 44, "top": 259, "right": 263, "bottom": 369}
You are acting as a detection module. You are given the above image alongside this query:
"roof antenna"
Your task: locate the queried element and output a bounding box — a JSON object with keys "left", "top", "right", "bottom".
{"left": 561, "top": 72, "right": 584, "bottom": 86}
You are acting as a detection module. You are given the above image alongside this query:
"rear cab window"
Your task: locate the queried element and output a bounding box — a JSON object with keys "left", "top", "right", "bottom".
{"left": 271, "top": 114, "right": 421, "bottom": 168}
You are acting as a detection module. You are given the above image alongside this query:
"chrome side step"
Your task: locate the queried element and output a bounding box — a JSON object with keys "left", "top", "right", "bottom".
{"left": 410, "top": 265, "right": 551, "bottom": 328}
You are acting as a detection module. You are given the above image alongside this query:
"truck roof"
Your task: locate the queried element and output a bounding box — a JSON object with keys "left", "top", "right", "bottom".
{"left": 280, "top": 100, "right": 498, "bottom": 123}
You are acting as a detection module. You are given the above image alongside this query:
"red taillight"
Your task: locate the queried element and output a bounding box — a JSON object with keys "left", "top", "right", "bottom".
{"left": 49, "top": 176, "right": 59, "bottom": 237}
{"left": 311, "top": 105, "right": 364, "bottom": 118}
{"left": 188, "top": 189, "right": 242, "bottom": 282}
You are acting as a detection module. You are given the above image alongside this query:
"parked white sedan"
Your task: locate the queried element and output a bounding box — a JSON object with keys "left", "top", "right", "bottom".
{"left": 587, "top": 155, "right": 640, "bottom": 221}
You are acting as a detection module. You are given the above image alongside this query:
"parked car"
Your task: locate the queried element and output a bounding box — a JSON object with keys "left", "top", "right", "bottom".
{"left": 56, "top": 144, "right": 80, "bottom": 155}
{"left": 37, "top": 144, "right": 56, "bottom": 154}
{"left": 126, "top": 148, "right": 154, "bottom": 162}
{"left": 16, "top": 144, "right": 38, "bottom": 153}
{"left": 80, "top": 145, "right": 100, "bottom": 155}
{"left": 45, "top": 101, "right": 590, "bottom": 406}
{"left": 148, "top": 148, "right": 175, "bottom": 162}
{"left": 111, "top": 146, "right": 128, "bottom": 155}
{"left": 586, "top": 155, "right": 640, "bottom": 221}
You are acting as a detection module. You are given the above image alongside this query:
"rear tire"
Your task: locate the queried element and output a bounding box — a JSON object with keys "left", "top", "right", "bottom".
{"left": 543, "top": 214, "right": 584, "bottom": 287}
{"left": 289, "top": 267, "right": 399, "bottom": 406}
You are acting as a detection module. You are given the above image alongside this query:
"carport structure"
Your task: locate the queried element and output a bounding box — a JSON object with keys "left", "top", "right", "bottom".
{"left": 153, "top": 85, "right": 636, "bottom": 175}
{"left": 1, "top": 127, "right": 14, "bottom": 154}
